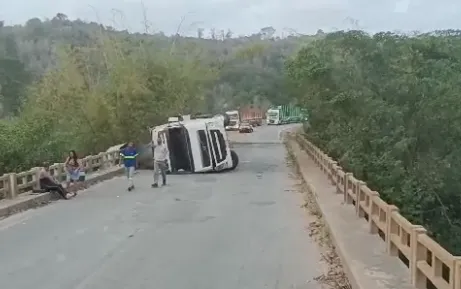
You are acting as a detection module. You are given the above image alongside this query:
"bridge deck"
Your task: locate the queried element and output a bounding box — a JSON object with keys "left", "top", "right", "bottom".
{"left": 0, "top": 125, "right": 325, "bottom": 289}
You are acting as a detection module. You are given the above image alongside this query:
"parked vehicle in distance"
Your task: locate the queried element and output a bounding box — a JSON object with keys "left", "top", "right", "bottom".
{"left": 238, "top": 121, "right": 254, "bottom": 133}
{"left": 266, "top": 105, "right": 308, "bottom": 125}
{"left": 149, "top": 114, "right": 239, "bottom": 173}
{"left": 240, "top": 106, "right": 263, "bottom": 127}
{"left": 225, "top": 106, "right": 264, "bottom": 130}
{"left": 266, "top": 107, "right": 280, "bottom": 125}
{"left": 225, "top": 110, "right": 240, "bottom": 131}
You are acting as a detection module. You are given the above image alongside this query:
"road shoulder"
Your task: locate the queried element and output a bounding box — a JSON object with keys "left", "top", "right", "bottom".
{"left": 287, "top": 137, "right": 416, "bottom": 289}
{"left": 0, "top": 166, "right": 124, "bottom": 220}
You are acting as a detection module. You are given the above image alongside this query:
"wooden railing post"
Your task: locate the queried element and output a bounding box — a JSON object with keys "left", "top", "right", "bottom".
{"left": 100, "top": 152, "right": 108, "bottom": 170}
{"left": 356, "top": 181, "right": 366, "bottom": 216}
{"left": 336, "top": 170, "right": 344, "bottom": 194}
{"left": 7, "top": 173, "right": 18, "bottom": 199}
{"left": 368, "top": 191, "right": 380, "bottom": 234}
{"left": 410, "top": 226, "right": 427, "bottom": 287}
{"left": 344, "top": 173, "right": 352, "bottom": 203}
{"left": 330, "top": 161, "right": 338, "bottom": 185}
{"left": 83, "top": 156, "right": 91, "bottom": 173}
{"left": 32, "top": 167, "right": 41, "bottom": 190}
{"left": 386, "top": 205, "right": 399, "bottom": 253}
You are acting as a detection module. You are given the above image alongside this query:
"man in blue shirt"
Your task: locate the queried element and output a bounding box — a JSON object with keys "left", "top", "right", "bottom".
{"left": 120, "top": 142, "right": 138, "bottom": 191}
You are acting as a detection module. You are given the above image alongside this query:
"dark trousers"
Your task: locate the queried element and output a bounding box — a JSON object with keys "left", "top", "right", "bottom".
{"left": 40, "top": 179, "right": 68, "bottom": 199}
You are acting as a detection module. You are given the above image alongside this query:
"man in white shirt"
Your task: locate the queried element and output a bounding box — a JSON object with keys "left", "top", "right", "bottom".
{"left": 152, "top": 137, "right": 169, "bottom": 188}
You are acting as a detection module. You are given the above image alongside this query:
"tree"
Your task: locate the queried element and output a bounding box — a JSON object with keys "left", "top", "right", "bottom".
{"left": 26, "top": 18, "right": 42, "bottom": 27}
{"left": 260, "top": 27, "right": 276, "bottom": 39}
{"left": 0, "top": 16, "right": 305, "bottom": 175}
{"left": 54, "top": 13, "right": 68, "bottom": 22}
{"left": 197, "top": 28, "right": 204, "bottom": 39}
{"left": 225, "top": 29, "right": 233, "bottom": 39}
{"left": 0, "top": 33, "right": 30, "bottom": 116}
{"left": 210, "top": 28, "right": 216, "bottom": 40}
{"left": 285, "top": 30, "right": 461, "bottom": 255}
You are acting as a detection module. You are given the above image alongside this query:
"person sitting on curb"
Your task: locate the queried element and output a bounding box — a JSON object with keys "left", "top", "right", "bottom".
{"left": 38, "top": 162, "right": 76, "bottom": 199}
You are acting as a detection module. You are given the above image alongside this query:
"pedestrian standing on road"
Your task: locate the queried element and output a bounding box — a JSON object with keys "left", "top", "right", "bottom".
{"left": 120, "top": 142, "right": 138, "bottom": 191}
{"left": 152, "top": 137, "right": 168, "bottom": 188}
{"left": 64, "top": 150, "right": 82, "bottom": 189}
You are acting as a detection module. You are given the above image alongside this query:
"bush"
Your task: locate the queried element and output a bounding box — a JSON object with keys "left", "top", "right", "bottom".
{"left": 286, "top": 30, "right": 461, "bottom": 254}
{"left": 0, "top": 35, "right": 215, "bottom": 175}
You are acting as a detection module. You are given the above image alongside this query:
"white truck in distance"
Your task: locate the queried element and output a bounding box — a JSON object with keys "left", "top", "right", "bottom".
{"left": 150, "top": 114, "right": 239, "bottom": 174}
{"left": 225, "top": 110, "right": 240, "bottom": 131}
{"left": 266, "top": 107, "right": 280, "bottom": 125}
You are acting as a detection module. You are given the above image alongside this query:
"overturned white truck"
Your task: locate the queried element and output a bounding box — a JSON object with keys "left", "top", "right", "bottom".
{"left": 149, "top": 114, "right": 239, "bottom": 174}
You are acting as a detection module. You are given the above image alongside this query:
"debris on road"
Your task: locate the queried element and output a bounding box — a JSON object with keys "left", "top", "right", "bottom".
{"left": 285, "top": 140, "right": 352, "bottom": 289}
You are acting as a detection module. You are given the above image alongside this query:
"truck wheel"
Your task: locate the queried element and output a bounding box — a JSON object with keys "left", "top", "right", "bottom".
{"left": 229, "top": 150, "right": 239, "bottom": 170}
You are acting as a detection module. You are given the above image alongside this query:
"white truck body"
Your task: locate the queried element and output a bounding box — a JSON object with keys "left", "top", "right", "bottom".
{"left": 225, "top": 110, "right": 240, "bottom": 131}
{"left": 266, "top": 108, "right": 280, "bottom": 125}
{"left": 150, "top": 115, "right": 238, "bottom": 173}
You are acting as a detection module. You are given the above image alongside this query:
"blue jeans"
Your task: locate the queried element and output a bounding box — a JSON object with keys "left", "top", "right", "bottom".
{"left": 66, "top": 168, "right": 80, "bottom": 182}
{"left": 125, "top": 166, "right": 135, "bottom": 187}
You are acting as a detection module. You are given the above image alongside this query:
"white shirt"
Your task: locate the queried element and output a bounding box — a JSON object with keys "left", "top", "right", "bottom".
{"left": 154, "top": 144, "right": 169, "bottom": 161}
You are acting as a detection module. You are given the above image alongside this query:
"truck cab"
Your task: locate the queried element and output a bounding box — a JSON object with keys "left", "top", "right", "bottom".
{"left": 150, "top": 115, "right": 239, "bottom": 173}
{"left": 266, "top": 107, "right": 280, "bottom": 125}
{"left": 225, "top": 110, "right": 240, "bottom": 130}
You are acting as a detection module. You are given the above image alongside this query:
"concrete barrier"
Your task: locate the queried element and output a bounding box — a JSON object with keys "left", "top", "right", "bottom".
{"left": 290, "top": 133, "right": 461, "bottom": 289}
{"left": 0, "top": 150, "right": 123, "bottom": 219}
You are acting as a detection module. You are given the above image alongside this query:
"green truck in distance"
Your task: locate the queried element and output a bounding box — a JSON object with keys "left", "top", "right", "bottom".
{"left": 266, "top": 105, "right": 308, "bottom": 125}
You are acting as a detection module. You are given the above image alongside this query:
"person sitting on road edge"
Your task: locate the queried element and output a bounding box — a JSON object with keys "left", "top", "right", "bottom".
{"left": 38, "top": 162, "right": 76, "bottom": 199}
{"left": 152, "top": 137, "right": 168, "bottom": 188}
{"left": 64, "top": 150, "right": 83, "bottom": 190}
{"left": 120, "top": 142, "right": 138, "bottom": 191}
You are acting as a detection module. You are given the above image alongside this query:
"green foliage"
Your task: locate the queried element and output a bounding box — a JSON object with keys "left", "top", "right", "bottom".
{"left": 16, "top": 35, "right": 216, "bottom": 167}
{"left": 0, "top": 31, "right": 31, "bottom": 116}
{"left": 286, "top": 30, "right": 461, "bottom": 254}
{"left": 2, "top": 13, "right": 460, "bottom": 258}
{"left": 0, "top": 16, "right": 311, "bottom": 177}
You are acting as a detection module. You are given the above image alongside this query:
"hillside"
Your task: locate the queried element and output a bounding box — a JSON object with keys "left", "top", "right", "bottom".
{"left": 0, "top": 14, "right": 320, "bottom": 173}
{"left": 286, "top": 29, "right": 461, "bottom": 254}
{"left": 0, "top": 15, "right": 320, "bottom": 118}
{"left": 3, "top": 13, "right": 461, "bottom": 255}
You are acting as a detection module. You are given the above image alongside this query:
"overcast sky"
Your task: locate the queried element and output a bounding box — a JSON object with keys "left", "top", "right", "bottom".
{"left": 1, "top": 0, "right": 460, "bottom": 36}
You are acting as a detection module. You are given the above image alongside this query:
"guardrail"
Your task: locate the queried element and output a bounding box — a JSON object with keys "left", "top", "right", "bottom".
{"left": 0, "top": 150, "right": 121, "bottom": 200}
{"left": 294, "top": 134, "right": 461, "bottom": 289}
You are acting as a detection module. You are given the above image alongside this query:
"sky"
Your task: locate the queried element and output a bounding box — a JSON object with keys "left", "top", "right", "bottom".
{"left": 1, "top": 0, "right": 461, "bottom": 36}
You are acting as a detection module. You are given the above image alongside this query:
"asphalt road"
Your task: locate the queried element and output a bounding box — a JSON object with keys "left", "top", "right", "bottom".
{"left": 0, "top": 124, "right": 322, "bottom": 289}
{"left": 227, "top": 122, "right": 300, "bottom": 144}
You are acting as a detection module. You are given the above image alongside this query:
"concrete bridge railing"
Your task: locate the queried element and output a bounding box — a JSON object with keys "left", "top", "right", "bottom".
{"left": 0, "top": 149, "right": 122, "bottom": 200}
{"left": 294, "top": 133, "right": 461, "bottom": 289}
